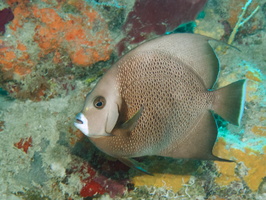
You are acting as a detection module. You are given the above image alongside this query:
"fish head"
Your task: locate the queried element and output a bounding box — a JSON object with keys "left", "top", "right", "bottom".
{"left": 74, "top": 69, "right": 121, "bottom": 138}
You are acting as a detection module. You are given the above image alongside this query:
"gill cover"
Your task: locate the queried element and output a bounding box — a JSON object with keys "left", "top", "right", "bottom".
{"left": 81, "top": 96, "right": 119, "bottom": 137}
{"left": 105, "top": 103, "right": 119, "bottom": 134}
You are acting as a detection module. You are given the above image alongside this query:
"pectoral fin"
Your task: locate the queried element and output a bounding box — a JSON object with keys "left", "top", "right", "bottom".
{"left": 118, "top": 157, "right": 153, "bottom": 175}
{"left": 119, "top": 107, "right": 143, "bottom": 132}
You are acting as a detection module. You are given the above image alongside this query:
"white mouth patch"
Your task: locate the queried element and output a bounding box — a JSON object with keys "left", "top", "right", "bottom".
{"left": 74, "top": 113, "right": 89, "bottom": 136}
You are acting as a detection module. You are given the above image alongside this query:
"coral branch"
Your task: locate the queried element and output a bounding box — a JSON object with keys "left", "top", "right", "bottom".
{"left": 228, "top": 0, "right": 260, "bottom": 45}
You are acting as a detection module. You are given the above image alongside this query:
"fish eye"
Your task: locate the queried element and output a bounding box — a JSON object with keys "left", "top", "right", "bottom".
{"left": 93, "top": 96, "right": 106, "bottom": 109}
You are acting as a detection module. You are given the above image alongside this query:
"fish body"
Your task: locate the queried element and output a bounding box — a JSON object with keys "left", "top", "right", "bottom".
{"left": 74, "top": 33, "right": 246, "bottom": 172}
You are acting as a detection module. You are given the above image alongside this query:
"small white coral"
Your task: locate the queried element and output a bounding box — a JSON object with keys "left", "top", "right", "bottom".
{"left": 50, "top": 162, "right": 66, "bottom": 178}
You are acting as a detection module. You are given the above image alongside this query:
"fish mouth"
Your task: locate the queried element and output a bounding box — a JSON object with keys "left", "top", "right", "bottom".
{"left": 74, "top": 113, "right": 89, "bottom": 136}
{"left": 75, "top": 118, "right": 83, "bottom": 124}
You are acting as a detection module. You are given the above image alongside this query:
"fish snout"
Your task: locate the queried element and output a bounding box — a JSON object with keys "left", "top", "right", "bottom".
{"left": 74, "top": 113, "right": 89, "bottom": 136}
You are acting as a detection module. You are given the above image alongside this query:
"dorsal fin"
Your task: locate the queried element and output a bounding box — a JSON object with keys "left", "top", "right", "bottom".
{"left": 130, "top": 33, "right": 219, "bottom": 89}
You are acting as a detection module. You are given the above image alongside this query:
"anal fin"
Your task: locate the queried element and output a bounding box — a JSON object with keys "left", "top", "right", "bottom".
{"left": 160, "top": 110, "right": 231, "bottom": 161}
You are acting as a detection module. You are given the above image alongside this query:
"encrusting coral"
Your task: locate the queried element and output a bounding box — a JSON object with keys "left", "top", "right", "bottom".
{"left": 0, "top": 0, "right": 113, "bottom": 100}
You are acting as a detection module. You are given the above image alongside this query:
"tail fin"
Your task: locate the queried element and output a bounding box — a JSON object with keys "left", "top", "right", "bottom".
{"left": 212, "top": 80, "right": 246, "bottom": 126}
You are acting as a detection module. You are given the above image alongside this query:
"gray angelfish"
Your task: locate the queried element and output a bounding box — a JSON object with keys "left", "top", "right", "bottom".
{"left": 74, "top": 33, "right": 246, "bottom": 174}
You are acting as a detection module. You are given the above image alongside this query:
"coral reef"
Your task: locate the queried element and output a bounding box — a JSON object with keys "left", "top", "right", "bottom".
{"left": 194, "top": 8, "right": 225, "bottom": 40}
{"left": 0, "top": 0, "right": 114, "bottom": 100}
{"left": 130, "top": 158, "right": 200, "bottom": 193}
{"left": 116, "top": 0, "right": 208, "bottom": 54}
{"left": 195, "top": 0, "right": 264, "bottom": 43}
{"left": 227, "top": 0, "right": 260, "bottom": 44}
{"left": 70, "top": 160, "right": 129, "bottom": 198}
{"left": 0, "top": 0, "right": 209, "bottom": 100}
{"left": 214, "top": 138, "right": 266, "bottom": 192}
{"left": 0, "top": 0, "right": 265, "bottom": 199}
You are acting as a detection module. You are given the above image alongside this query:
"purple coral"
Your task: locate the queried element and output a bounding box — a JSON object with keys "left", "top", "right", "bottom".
{"left": 93, "top": 175, "right": 129, "bottom": 198}
{"left": 117, "top": 0, "right": 207, "bottom": 54}
{"left": 0, "top": 8, "right": 14, "bottom": 35}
